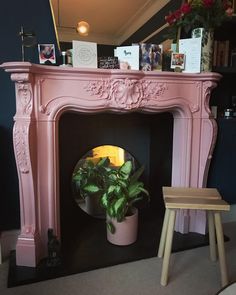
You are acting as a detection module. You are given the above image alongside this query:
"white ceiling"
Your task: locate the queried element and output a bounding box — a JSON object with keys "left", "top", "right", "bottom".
{"left": 50, "top": 0, "right": 169, "bottom": 45}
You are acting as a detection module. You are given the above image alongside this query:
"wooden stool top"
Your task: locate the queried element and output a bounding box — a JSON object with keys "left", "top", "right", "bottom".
{"left": 165, "top": 197, "right": 230, "bottom": 211}
{"left": 163, "top": 186, "right": 221, "bottom": 199}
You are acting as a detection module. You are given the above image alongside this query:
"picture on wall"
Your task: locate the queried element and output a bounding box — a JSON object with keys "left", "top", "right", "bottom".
{"left": 38, "top": 44, "right": 56, "bottom": 64}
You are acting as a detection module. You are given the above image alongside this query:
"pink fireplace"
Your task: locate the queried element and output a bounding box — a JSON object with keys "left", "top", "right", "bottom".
{"left": 1, "top": 62, "right": 220, "bottom": 267}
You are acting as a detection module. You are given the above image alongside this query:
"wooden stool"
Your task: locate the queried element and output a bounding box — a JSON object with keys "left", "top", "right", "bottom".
{"left": 158, "top": 187, "right": 230, "bottom": 287}
{"left": 158, "top": 187, "right": 222, "bottom": 261}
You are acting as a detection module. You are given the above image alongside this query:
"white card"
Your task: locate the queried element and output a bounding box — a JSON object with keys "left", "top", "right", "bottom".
{"left": 72, "top": 40, "right": 97, "bottom": 68}
{"left": 115, "top": 45, "right": 140, "bottom": 70}
{"left": 179, "top": 38, "right": 202, "bottom": 73}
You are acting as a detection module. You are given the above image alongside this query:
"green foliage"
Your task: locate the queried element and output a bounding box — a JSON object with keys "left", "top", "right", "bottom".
{"left": 99, "top": 160, "right": 149, "bottom": 231}
{"left": 73, "top": 157, "right": 149, "bottom": 234}
{"left": 72, "top": 157, "right": 110, "bottom": 199}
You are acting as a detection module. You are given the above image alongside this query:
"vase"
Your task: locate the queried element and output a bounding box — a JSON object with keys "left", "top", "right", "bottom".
{"left": 106, "top": 208, "right": 138, "bottom": 246}
{"left": 192, "top": 27, "right": 214, "bottom": 72}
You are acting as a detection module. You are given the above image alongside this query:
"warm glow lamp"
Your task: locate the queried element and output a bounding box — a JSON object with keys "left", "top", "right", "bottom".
{"left": 76, "top": 21, "right": 90, "bottom": 36}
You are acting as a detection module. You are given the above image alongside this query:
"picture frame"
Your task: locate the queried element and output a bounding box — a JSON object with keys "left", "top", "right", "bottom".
{"left": 170, "top": 53, "right": 185, "bottom": 70}
{"left": 38, "top": 44, "right": 56, "bottom": 64}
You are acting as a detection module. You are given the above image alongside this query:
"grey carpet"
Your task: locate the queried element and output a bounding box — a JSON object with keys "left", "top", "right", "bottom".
{"left": 0, "top": 222, "right": 236, "bottom": 295}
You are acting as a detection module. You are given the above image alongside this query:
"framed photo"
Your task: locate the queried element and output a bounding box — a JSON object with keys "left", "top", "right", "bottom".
{"left": 38, "top": 44, "right": 56, "bottom": 64}
{"left": 171, "top": 53, "right": 185, "bottom": 69}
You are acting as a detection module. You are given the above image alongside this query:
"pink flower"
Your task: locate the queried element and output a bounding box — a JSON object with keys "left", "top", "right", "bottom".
{"left": 202, "top": 0, "right": 214, "bottom": 8}
{"left": 174, "top": 9, "right": 182, "bottom": 20}
{"left": 164, "top": 0, "right": 232, "bottom": 30}
{"left": 180, "top": 2, "right": 191, "bottom": 14}
{"left": 223, "top": 0, "right": 232, "bottom": 10}
{"left": 225, "top": 7, "right": 233, "bottom": 16}
{"left": 165, "top": 13, "right": 176, "bottom": 25}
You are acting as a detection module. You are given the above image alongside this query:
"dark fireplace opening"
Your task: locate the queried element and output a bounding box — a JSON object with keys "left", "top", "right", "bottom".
{"left": 7, "top": 111, "right": 219, "bottom": 287}
{"left": 58, "top": 112, "right": 173, "bottom": 273}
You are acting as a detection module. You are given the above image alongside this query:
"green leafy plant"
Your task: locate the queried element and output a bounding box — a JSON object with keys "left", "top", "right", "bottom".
{"left": 73, "top": 157, "right": 149, "bottom": 234}
{"left": 100, "top": 160, "right": 149, "bottom": 234}
{"left": 72, "top": 157, "right": 110, "bottom": 200}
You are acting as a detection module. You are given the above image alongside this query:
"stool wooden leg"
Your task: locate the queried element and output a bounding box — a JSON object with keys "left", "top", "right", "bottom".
{"left": 158, "top": 208, "right": 170, "bottom": 258}
{"left": 214, "top": 212, "right": 228, "bottom": 287}
{"left": 208, "top": 211, "right": 217, "bottom": 261}
{"left": 160, "top": 209, "right": 176, "bottom": 286}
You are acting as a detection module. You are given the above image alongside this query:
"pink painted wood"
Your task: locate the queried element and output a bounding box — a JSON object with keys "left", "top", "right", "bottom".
{"left": 1, "top": 62, "right": 221, "bottom": 267}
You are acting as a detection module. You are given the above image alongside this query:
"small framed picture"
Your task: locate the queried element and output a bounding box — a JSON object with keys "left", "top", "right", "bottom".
{"left": 171, "top": 53, "right": 185, "bottom": 69}
{"left": 38, "top": 44, "right": 56, "bottom": 64}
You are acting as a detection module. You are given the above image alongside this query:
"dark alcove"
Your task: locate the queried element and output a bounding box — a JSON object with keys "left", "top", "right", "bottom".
{"left": 59, "top": 112, "right": 173, "bottom": 272}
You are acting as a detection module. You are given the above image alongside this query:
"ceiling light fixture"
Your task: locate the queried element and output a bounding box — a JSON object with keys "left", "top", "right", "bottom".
{"left": 76, "top": 21, "right": 90, "bottom": 36}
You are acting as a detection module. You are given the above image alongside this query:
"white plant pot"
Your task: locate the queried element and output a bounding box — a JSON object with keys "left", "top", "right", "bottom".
{"left": 106, "top": 208, "right": 138, "bottom": 246}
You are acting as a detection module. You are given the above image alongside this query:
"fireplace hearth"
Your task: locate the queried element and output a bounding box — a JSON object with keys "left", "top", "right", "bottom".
{"left": 1, "top": 62, "right": 221, "bottom": 267}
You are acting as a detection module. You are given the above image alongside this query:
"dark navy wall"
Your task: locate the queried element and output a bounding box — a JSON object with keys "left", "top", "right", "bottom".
{"left": 0, "top": 0, "right": 59, "bottom": 230}
{"left": 0, "top": 0, "right": 176, "bottom": 231}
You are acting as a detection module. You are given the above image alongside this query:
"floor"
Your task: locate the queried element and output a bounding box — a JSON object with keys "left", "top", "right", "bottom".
{"left": 0, "top": 222, "right": 235, "bottom": 295}
{"left": 5, "top": 207, "right": 228, "bottom": 288}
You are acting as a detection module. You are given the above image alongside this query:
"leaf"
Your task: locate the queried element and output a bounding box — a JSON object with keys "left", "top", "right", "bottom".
{"left": 97, "top": 157, "right": 110, "bottom": 167}
{"left": 130, "top": 166, "right": 145, "bottom": 184}
{"left": 108, "top": 205, "right": 115, "bottom": 217}
{"left": 108, "top": 185, "right": 116, "bottom": 194}
{"left": 139, "top": 187, "right": 149, "bottom": 196}
{"left": 101, "top": 193, "right": 109, "bottom": 208}
{"left": 117, "top": 179, "right": 128, "bottom": 188}
{"left": 72, "top": 174, "right": 82, "bottom": 181}
{"left": 129, "top": 197, "right": 143, "bottom": 206}
{"left": 106, "top": 221, "right": 115, "bottom": 234}
{"left": 114, "top": 185, "right": 121, "bottom": 195}
{"left": 113, "top": 197, "right": 126, "bottom": 215}
{"left": 84, "top": 160, "right": 94, "bottom": 169}
{"left": 83, "top": 184, "right": 100, "bottom": 193}
{"left": 119, "top": 161, "right": 132, "bottom": 177}
{"left": 128, "top": 182, "right": 144, "bottom": 198}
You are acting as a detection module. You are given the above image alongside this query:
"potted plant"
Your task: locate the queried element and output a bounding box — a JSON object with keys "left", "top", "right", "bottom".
{"left": 78, "top": 157, "right": 149, "bottom": 245}
{"left": 101, "top": 160, "right": 149, "bottom": 245}
{"left": 72, "top": 157, "right": 110, "bottom": 217}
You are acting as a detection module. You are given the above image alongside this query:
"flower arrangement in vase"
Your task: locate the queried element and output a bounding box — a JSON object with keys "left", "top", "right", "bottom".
{"left": 165, "top": 0, "right": 233, "bottom": 72}
{"left": 165, "top": 0, "right": 233, "bottom": 38}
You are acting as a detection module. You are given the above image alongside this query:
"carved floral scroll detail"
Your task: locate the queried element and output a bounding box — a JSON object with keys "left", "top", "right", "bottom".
{"left": 13, "top": 124, "right": 30, "bottom": 173}
{"left": 16, "top": 83, "right": 33, "bottom": 116}
{"left": 85, "top": 78, "right": 167, "bottom": 109}
{"left": 203, "top": 81, "right": 218, "bottom": 115}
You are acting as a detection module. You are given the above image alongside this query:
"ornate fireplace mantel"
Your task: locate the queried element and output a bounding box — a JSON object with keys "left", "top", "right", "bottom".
{"left": 1, "top": 62, "right": 221, "bottom": 267}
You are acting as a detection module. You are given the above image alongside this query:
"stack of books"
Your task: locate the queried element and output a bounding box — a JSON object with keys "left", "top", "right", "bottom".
{"left": 213, "top": 40, "right": 230, "bottom": 67}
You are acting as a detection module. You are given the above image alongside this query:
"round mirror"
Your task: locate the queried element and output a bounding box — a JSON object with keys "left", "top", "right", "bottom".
{"left": 71, "top": 145, "right": 138, "bottom": 218}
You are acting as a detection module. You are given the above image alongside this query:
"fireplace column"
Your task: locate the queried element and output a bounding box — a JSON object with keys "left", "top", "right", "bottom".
{"left": 11, "top": 73, "right": 42, "bottom": 267}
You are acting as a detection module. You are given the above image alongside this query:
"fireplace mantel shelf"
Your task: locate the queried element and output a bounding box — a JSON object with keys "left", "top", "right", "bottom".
{"left": 1, "top": 62, "right": 221, "bottom": 267}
